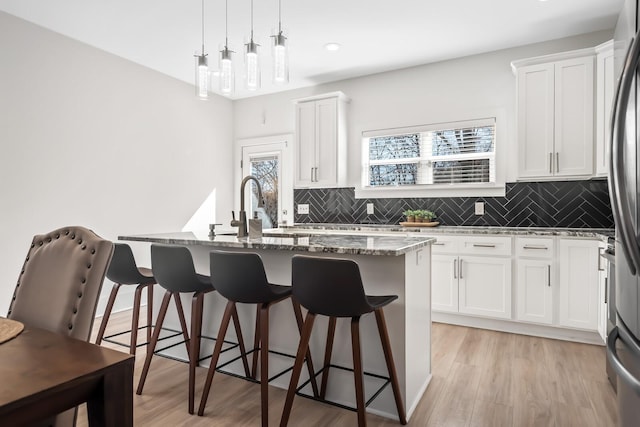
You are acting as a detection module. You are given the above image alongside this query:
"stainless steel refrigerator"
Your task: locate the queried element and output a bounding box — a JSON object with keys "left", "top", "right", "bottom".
{"left": 609, "top": 0, "right": 640, "bottom": 425}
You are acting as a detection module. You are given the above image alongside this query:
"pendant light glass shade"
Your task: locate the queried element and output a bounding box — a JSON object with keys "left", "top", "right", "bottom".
{"left": 271, "top": 32, "right": 288, "bottom": 84}
{"left": 245, "top": 40, "right": 261, "bottom": 90}
{"left": 195, "top": 54, "right": 209, "bottom": 99}
{"left": 244, "top": 0, "right": 260, "bottom": 91}
{"left": 195, "top": 0, "right": 209, "bottom": 100}
{"left": 271, "top": 0, "right": 288, "bottom": 85}
{"left": 219, "top": 46, "right": 235, "bottom": 95}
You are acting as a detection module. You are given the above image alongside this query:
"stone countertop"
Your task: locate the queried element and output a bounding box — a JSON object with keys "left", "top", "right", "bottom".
{"left": 118, "top": 231, "right": 436, "bottom": 257}
{"left": 279, "top": 224, "right": 615, "bottom": 242}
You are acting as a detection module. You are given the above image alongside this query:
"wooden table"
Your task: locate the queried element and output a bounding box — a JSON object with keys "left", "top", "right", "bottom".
{"left": 0, "top": 322, "right": 134, "bottom": 426}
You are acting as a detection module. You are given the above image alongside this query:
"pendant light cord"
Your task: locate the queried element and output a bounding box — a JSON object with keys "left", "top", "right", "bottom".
{"left": 278, "top": 0, "right": 282, "bottom": 34}
{"left": 250, "top": 0, "right": 254, "bottom": 42}
{"left": 225, "top": 0, "right": 229, "bottom": 48}
{"left": 201, "top": 0, "right": 205, "bottom": 54}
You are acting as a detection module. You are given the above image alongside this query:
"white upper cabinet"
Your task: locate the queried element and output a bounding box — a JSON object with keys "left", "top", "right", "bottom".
{"left": 595, "top": 41, "right": 614, "bottom": 177}
{"left": 293, "top": 92, "right": 349, "bottom": 188}
{"left": 513, "top": 49, "right": 595, "bottom": 180}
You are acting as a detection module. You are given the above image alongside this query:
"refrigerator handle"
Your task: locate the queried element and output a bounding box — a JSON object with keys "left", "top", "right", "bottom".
{"left": 610, "top": 35, "right": 640, "bottom": 275}
{"left": 607, "top": 322, "right": 640, "bottom": 396}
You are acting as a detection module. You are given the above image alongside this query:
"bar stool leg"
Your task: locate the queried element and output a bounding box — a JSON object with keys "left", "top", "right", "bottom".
{"left": 137, "top": 290, "right": 172, "bottom": 395}
{"left": 280, "top": 312, "right": 317, "bottom": 427}
{"left": 321, "top": 316, "right": 337, "bottom": 399}
{"left": 351, "top": 316, "right": 367, "bottom": 427}
{"left": 231, "top": 304, "right": 251, "bottom": 377}
{"left": 130, "top": 284, "right": 144, "bottom": 355}
{"left": 95, "top": 283, "right": 121, "bottom": 345}
{"left": 189, "top": 291, "right": 206, "bottom": 414}
{"left": 374, "top": 308, "right": 407, "bottom": 425}
{"left": 291, "top": 299, "right": 320, "bottom": 398}
{"left": 260, "top": 304, "right": 270, "bottom": 427}
{"left": 172, "top": 293, "right": 191, "bottom": 360}
{"left": 251, "top": 305, "right": 261, "bottom": 379}
{"left": 197, "top": 300, "right": 235, "bottom": 416}
{"left": 147, "top": 283, "right": 154, "bottom": 343}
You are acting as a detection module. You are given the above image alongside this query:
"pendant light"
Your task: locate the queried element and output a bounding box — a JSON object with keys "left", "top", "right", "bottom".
{"left": 244, "top": 0, "right": 261, "bottom": 90}
{"left": 219, "top": 0, "right": 235, "bottom": 95}
{"left": 271, "top": 0, "right": 289, "bottom": 84}
{"left": 194, "top": 0, "right": 209, "bottom": 99}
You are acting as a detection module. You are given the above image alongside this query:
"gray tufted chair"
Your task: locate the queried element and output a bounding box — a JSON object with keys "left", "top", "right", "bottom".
{"left": 7, "top": 225, "right": 114, "bottom": 427}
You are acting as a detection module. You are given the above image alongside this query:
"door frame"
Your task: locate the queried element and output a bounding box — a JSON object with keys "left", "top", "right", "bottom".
{"left": 235, "top": 134, "right": 294, "bottom": 226}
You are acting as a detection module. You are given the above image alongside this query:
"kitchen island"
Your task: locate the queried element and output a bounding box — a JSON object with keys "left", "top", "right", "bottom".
{"left": 119, "top": 231, "right": 435, "bottom": 421}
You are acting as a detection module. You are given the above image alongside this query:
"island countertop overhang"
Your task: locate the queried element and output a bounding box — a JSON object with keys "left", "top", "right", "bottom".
{"left": 118, "top": 231, "right": 436, "bottom": 256}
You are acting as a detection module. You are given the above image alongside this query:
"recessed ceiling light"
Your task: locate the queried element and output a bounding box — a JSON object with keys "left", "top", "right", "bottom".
{"left": 324, "top": 43, "right": 341, "bottom": 51}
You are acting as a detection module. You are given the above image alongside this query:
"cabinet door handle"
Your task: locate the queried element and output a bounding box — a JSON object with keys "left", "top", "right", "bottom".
{"left": 605, "top": 277, "right": 608, "bottom": 304}
{"left": 523, "top": 245, "right": 548, "bottom": 250}
{"left": 547, "top": 265, "right": 551, "bottom": 287}
{"left": 549, "top": 152, "right": 553, "bottom": 173}
{"left": 459, "top": 259, "right": 464, "bottom": 279}
{"left": 453, "top": 259, "right": 457, "bottom": 279}
{"left": 433, "top": 243, "right": 445, "bottom": 246}
{"left": 473, "top": 244, "right": 496, "bottom": 248}
{"left": 556, "top": 152, "right": 560, "bottom": 173}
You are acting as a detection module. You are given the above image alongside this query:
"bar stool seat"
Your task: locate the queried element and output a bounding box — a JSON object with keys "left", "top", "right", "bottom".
{"left": 95, "top": 243, "right": 156, "bottom": 355}
{"left": 136, "top": 244, "right": 250, "bottom": 415}
{"left": 281, "top": 255, "right": 407, "bottom": 427}
{"left": 198, "top": 251, "right": 318, "bottom": 427}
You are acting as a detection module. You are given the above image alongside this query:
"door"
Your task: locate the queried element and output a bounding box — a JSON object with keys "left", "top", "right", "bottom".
{"left": 458, "top": 256, "right": 512, "bottom": 319}
{"left": 295, "top": 102, "right": 316, "bottom": 186}
{"left": 517, "top": 63, "right": 555, "bottom": 178}
{"left": 558, "top": 239, "right": 599, "bottom": 330}
{"left": 554, "top": 56, "right": 595, "bottom": 176}
{"left": 516, "top": 259, "right": 553, "bottom": 325}
{"left": 431, "top": 255, "right": 458, "bottom": 313}
{"left": 314, "top": 97, "right": 338, "bottom": 186}
{"left": 240, "top": 136, "right": 294, "bottom": 227}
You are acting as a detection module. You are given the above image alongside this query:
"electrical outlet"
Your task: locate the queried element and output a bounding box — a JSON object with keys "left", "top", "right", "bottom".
{"left": 475, "top": 202, "right": 485, "bottom": 215}
{"left": 297, "top": 204, "right": 309, "bottom": 215}
{"left": 366, "top": 203, "right": 375, "bottom": 215}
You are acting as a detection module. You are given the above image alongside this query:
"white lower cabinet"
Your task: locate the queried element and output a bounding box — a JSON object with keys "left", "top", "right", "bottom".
{"left": 432, "top": 254, "right": 458, "bottom": 313}
{"left": 558, "top": 239, "right": 600, "bottom": 330}
{"left": 516, "top": 259, "right": 553, "bottom": 324}
{"left": 431, "top": 235, "right": 512, "bottom": 320}
{"left": 515, "top": 237, "right": 554, "bottom": 325}
{"left": 458, "top": 256, "right": 512, "bottom": 319}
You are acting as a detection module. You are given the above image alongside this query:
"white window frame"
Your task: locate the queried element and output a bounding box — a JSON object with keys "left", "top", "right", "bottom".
{"left": 356, "top": 116, "right": 506, "bottom": 199}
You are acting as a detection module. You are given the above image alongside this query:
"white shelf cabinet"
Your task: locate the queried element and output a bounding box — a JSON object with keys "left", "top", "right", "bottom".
{"left": 431, "top": 235, "right": 512, "bottom": 320}
{"left": 513, "top": 49, "right": 595, "bottom": 180}
{"left": 515, "top": 237, "right": 554, "bottom": 325}
{"left": 595, "top": 40, "right": 614, "bottom": 177}
{"left": 293, "top": 92, "right": 349, "bottom": 188}
{"left": 558, "top": 238, "right": 600, "bottom": 330}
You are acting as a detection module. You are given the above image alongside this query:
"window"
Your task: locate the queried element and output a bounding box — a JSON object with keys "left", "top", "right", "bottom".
{"left": 362, "top": 118, "right": 496, "bottom": 188}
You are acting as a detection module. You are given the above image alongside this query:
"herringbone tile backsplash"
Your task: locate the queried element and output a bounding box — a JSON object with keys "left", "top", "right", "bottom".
{"left": 293, "top": 180, "right": 614, "bottom": 228}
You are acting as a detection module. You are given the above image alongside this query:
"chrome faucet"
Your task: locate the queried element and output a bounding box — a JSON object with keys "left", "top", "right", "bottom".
{"left": 231, "top": 175, "right": 264, "bottom": 237}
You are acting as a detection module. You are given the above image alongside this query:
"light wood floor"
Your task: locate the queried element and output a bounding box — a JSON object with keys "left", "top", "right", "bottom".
{"left": 79, "top": 309, "right": 617, "bottom": 427}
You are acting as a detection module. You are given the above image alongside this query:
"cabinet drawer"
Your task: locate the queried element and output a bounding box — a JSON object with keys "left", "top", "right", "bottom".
{"left": 458, "top": 236, "right": 512, "bottom": 256}
{"left": 516, "top": 237, "right": 554, "bottom": 259}
{"left": 430, "top": 235, "right": 459, "bottom": 254}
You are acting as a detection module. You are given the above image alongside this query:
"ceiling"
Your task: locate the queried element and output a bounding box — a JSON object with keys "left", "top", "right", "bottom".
{"left": 0, "top": 0, "right": 624, "bottom": 99}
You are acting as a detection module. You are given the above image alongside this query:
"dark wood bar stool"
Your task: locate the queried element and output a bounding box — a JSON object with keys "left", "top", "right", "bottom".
{"left": 137, "top": 244, "right": 250, "bottom": 414}
{"left": 281, "top": 255, "right": 407, "bottom": 427}
{"left": 198, "top": 251, "right": 318, "bottom": 427}
{"left": 95, "top": 243, "right": 155, "bottom": 355}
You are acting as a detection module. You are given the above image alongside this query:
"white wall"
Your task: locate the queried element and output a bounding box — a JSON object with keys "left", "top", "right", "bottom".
{"left": 0, "top": 12, "right": 235, "bottom": 313}
{"left": 233, "top": 30, "right": 613, "bottom": 189}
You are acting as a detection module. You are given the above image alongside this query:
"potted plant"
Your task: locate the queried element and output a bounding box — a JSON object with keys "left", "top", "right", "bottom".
{"left": 421, "top": 210, "right": 436, "bottom": 222}
{"left": 403, "top": 209, "right": 416, "bottom": 223}
{"left": 414, "top": 210, "right": 425, "bottom": 223}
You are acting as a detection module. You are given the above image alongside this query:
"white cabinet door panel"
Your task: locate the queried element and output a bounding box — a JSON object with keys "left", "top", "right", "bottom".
{"left": 295, "top": 102, "right": 316, "bottom": 186}
{"left": 432, "top": 255, "right": 459, "bottom": 313}
{"left": 315, "top": 98, "right": 338, "bottom": 186}
{"left": 558, "top": 239, "right": 599, "bottom": 330}
{"left": 458, "top": 256, "right": 512, "bottom": 319}
{"left": 516, "top": 259, "right": 553, "bottom": 325}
